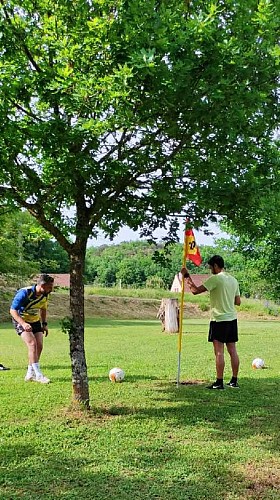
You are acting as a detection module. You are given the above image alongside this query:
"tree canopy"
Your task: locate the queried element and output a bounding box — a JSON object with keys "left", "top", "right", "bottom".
{"left": 0, "top": 1, "right": 279, "bottom": 238}
{"left": 0, "top": 210, "right": 41, "bottom": 279}
{"left": 0, "top": 0, "right": 279, "bottom": 406}
{"left": 0, "top": 209, "right": 69, "bottom": 281}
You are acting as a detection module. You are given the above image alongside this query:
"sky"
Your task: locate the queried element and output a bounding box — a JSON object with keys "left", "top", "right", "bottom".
{"left": 89, "top": 221, "right": 228, "bottom": 247}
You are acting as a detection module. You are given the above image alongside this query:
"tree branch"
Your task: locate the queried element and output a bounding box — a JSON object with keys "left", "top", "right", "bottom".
{"left": 0, "top": 186, "right": 73, "bottom": 254}
{"left": 9, "top": 99, "right": 43, "bottom": 122}
{"left": 0, "top": 1, "right": 42, "bottom": 73}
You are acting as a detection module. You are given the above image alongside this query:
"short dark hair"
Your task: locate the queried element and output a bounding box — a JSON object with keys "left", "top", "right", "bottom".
{"left": 37, "top": 274, "right": 54, "bottom": 285}
{"left": 208, "top": 255, "right": 224, "bottom": 269}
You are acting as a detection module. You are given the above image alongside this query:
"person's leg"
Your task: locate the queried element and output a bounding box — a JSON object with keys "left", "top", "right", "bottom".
{"left": 21, "top": 330, "right": 49, "bottom": 383}
{"left": 207, "top": 323, "right": 225, "bottom": 389}
{"left": 21, "top": 330, "right": 38, "bottom": 365}
{"left": 33, "top": 331, "right": 50, "bottom": 383}
{"left": 207, "top": 340, "right": 225, "bottom": 389}
{"left": 21, "top": 330, "right": 38, "bottom": 381}
{"left": 35, "top": 332, "right": 44, "bottom": 361}
{"left": 226, "top": 342, "right": 239, "bottom": 383}
{"left": 213, "top": 339, "right": 225, "bottom": 380}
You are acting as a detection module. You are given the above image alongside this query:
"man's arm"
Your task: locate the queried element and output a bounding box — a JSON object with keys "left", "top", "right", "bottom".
{"left": 10, "top": 289, "right": 34, "bottom": 332}
{"left": 40, "top": 307, "right": 47, "bottom": 323}
{"left": 234, "top": 296, "right": 241, "bottom": 306}
{"left": 181, "top": 268, "right": 207, "bottom": 295}
{"left": 40, "top": 307, "right": 49, "bottom": 336}
{"left": 9, "top": 308, "right": 32, "bottom": 332}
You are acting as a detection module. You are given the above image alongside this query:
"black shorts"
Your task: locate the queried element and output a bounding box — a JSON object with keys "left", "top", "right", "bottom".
{"left": 208, "top": 319, "right": 238, "bottom": 343}
{"left": 13, "top": 320, "right": 43, "bottom": 336}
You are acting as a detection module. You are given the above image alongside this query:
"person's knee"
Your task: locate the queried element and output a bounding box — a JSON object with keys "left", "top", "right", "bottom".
{"left": 27, "top": 343, "right": 37, "bottom": 354}
{"left": 215, "top": 351, "right": 224, "bottom": 361}
{"left": 227, "top": 343, "right": 236, "bottom": 354}
{"left": 216, "top": 350, "right": 223, "bottom": 356}
{"left": 24, "top": 337, "right": 37, "bottom": 349}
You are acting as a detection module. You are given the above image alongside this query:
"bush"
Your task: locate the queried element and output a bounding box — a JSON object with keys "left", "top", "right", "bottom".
{"left": 199, "top": 303, "right": 210, "bottom": 312}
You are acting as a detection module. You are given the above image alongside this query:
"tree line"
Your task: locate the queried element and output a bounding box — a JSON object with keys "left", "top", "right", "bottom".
{"left": 85, "top": 238, "right": 278, "bottom": 300}
{"left": 1, "top": 210, "right": 278, "bottom": 300}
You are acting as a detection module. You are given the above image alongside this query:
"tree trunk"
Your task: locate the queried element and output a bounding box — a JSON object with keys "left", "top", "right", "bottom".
{"left": 157, "top": 298, "right": 179, "bottom": 333}
{"left": 68, "top": 250, "right": 90, "bottom": 408}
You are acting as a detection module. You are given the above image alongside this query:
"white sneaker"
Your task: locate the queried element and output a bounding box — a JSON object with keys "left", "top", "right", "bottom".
{"left": 35, "top": 374, "right": 50, "bottom": 384}
{"left": 24, "top": 372, "right": 35, "bottom": 382}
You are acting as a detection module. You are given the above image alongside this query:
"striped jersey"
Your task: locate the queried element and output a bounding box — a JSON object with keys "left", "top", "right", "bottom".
{"left": 10, "top": 285, "right": 49, "bottom": 323}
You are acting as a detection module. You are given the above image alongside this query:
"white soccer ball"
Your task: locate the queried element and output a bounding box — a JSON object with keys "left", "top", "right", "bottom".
{"left": 252, "top": 358, "right": 265, "bottom": 369}
{"left": 109, "top": 367, "right": 125, "bottom": 383}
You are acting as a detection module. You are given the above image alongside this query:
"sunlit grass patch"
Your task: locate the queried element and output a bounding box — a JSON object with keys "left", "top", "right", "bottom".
{"left": 0, "top": 319, "right": 279, "bottom": 499}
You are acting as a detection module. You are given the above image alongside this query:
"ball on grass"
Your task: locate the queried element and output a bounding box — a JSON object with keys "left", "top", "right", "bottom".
{"left": 109, "top": 367, "right": 125, "bottom": 382}
{"left": 252, "top": 358, "right": 265, "bottom": 369}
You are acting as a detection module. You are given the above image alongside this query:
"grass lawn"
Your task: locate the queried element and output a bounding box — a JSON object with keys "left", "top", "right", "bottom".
{"left": 0, "top": 318, "right": 279, "bottom": 499}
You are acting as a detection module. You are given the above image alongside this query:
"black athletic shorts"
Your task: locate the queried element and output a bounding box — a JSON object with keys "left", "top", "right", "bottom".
{"left": 13, "top": 320, "right": 43, "bottom": 336}
{"left": 208, "top": 319, "right": 238, "bottom": 343}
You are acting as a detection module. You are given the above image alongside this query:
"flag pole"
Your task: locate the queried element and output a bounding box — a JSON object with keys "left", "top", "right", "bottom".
{"left": 176, "top": 224, "right": 188, "bottom": 387}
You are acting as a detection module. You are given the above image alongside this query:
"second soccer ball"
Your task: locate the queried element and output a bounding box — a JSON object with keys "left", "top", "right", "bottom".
{"left": 252, "top": 358, "right": 265, "bottom": 369}
{"left": 109, "top": 367, "right": 125, "bottom": 382}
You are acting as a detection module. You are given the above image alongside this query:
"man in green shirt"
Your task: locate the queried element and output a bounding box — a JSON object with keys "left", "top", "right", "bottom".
{"left": 181, "top": 255, "right": 241, "bottom": 390}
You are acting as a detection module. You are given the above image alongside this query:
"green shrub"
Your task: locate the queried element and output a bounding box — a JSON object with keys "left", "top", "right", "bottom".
{"left": 199, "top": 302, "right": 210, "bottom": 312}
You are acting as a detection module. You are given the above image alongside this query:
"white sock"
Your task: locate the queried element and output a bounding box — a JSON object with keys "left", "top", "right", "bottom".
{"left": 32, "top": 363, "right": 42, "bottom": 376}
{"left": 27, "top": 364, "right": 33, "bottom": 375}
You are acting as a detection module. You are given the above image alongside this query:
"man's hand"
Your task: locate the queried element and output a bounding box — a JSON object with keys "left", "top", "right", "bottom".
{"left": 22, "top": 322, "right": 32, "bottom": 332}
{"left": 181, "top": 267, "right": 190, "bottom": 278}
{"left": 42, "top": 325, "right": 49, "bottom": 337}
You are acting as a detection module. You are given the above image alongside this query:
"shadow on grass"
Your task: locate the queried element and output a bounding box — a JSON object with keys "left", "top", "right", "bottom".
{"left": 0, "top": 442, "right": 255, "bottom": 500}
{"left": 46, "top": 364, "right": 72, "bottom": 371}
{"left": 52, "top": 374, "right": 160, "bottom": 383}
{"left": 1, "top": 379, "right": 279, "bottom": 499}
{"left": 84, "top": 375, "right": 279, "bottom": 455}
{"left": 130, "top": 377, "right": 280, "bottom": 452}
{"left": 88, "top": 374, "right": 159, "bottom": 383}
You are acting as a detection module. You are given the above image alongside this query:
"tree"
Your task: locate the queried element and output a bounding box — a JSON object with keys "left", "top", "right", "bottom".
{"left": 216, "top": 231, "right": 280, "bottom": 300}
{"left": 93, "top": 257, "right": 118, "bottom": 287}
{"left": 0, "top": 208, "right": 69, "bottom": 284}
{"left": 116, "top": 257, "right": 147, "bottom": 287}
{"left": 24, "top": 238, "right": 70, "bottom": 274}
{"left": 0, "top": 209, "right": 48, "bottom": 280}
{"left": 0, "top": 1, "right": 279, "bottom": 407}
{"left": 219, "top": 157, "right": 280, "bottom": 299}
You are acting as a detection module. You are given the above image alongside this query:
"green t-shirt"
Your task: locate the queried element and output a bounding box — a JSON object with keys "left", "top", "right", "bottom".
{"left": 203, "top": 272, "right": 240, "bottom": 322}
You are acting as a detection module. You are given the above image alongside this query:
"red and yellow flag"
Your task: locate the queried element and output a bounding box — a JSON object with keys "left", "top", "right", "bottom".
{"left": 184, "top": 227, "right": 202, "bottom": 266}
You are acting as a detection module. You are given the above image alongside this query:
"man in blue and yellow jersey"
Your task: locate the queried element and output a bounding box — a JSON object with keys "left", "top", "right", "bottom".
{"left": 10, "top": 274, "right": 54, "bottom": 384}
{"left": 181, "top": 255, "right": 241, "bottom": 390}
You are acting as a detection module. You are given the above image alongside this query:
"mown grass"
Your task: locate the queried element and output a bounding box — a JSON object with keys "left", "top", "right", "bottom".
{"left": 0, "top": 318, "right": 279, "bottom": 499}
